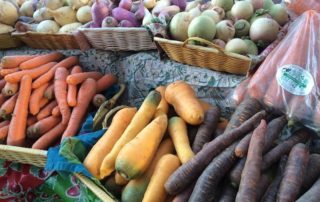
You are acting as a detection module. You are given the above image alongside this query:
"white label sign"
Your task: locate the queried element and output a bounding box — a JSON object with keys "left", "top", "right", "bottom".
{"left": 276, "top": 64, "right": 314, "bottom": 96}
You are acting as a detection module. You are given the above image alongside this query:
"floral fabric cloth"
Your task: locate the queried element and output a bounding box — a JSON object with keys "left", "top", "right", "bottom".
{"left": 0, "top": 159, "right": 100, "bottom": 201}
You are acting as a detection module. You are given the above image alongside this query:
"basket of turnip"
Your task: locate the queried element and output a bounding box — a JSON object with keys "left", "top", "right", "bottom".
{"left": 11, "top": 0, "right": 92, "bottom": 50}
{"left": 0, "top": 0, "right": 22, "bottom": 49}
{"left": 78, "top": 0, "right": 161, "bottom": 51}
{"left": 154, "top": 0, "right": 290, "bottom": 75}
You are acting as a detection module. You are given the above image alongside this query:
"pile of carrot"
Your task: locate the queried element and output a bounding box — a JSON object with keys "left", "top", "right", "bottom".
{"left": 0, "top": 52, "right": 117, "bottom": 150}
{"left": 163, "top": 97, "right": 320, "bottom": 202}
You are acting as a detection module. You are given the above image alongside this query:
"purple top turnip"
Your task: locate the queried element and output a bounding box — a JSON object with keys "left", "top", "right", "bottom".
{"left": 92, "top": 0, "right": 110, "bottom": 27}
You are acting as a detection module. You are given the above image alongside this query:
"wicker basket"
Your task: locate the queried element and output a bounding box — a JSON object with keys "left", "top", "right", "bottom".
{"left": 0, "top": 145, "right": 115, "bottom": 202}
{"left": 0, "top": 145, "right": 47, "bottom": 167}
{"left": 75, "top": 174, "right": 115, "bottom": 202}
{"left": 11, "top": 31, "right": 89, "bottom": 50}
{"left": 0, "top": 33, "right": 22, "bottom": 49}
{"left": 79, "top": 27, "right": 156, "bottom": 51}
{"left": 154, "top": 37, "right": 252, "bottom": 75}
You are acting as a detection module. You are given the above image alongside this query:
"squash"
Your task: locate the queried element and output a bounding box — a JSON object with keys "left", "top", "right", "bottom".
{"left": 121, "top": 138, "right": 175, "bottom": 202}
{"left": 116, "top": 114, "right": 168, "bottom": 180}
{"left": 115, "top": 172, "right": 129, "bottom": 186}
{"left": 142, "top": 154, "right": 181, "bottom": 202}
{"left": 168, "top": 116, "right": 194, "bottom": 164}
{"left": 83, "top": 107, "right": 137, "bottom": 178}
{"left": 100, "top": 90, "right": 161, "bottom": 179}
{"left": 154, "top": 86, "right": 169, "bottom": 117}
{"left": 165, "top": 80, "right": 204, "bottom": 125}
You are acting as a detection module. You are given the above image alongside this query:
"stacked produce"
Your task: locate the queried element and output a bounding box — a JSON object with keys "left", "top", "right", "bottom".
{"left": 0, "top": 53, "right": 117, "bottom": 150}
{"left": 15, "top": 0, "right": 93, "bottom": 34}
{"left": 84, "top": 81, "right": 320, "bottom": 201}
{"left": 169, "top": 0, "right": 289, "bottom": 55}
{"left": 0, "top": 0, "right": 21, "bottom": 34}
{"left": 89, "top": 0, "right": 184, "bottom": 28}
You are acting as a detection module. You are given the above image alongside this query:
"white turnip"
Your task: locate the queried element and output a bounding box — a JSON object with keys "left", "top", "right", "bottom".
{"left": 36, "top": 20, "right": 60, "bottom": 33}
{"left": 77, "top": 6, "right": 92, "bottom": 24}
{"left": 0, "top": 23, "right": 14, "bottom": 34}
{"left": 269, "top": 4, "right": 289, "bottom": 26}
{"left": 0, "top": 0, "right": 19, "bottom": 25}
{"left": 215, "top": 20, "right": 235, "bottom": 42}
{"left": 169, "top": 12, "right": 192, "bottom": 41}
{"left": 246, "top": 0, "right": 263, "bottom": 10}
{"left": 19, "top": 1, "right": 36, "bottom": 17}
{"left": 244, "top": 39, "right": 258, "bottom": 55}
{"left": 231, "top": 1, "right": 254, "bottom": 20}
{"left": 59, "top": 22, "right": 82, "bottom": 33}
{"left": 234, "top": 19, "right": 250, "bottom": 37}
{"left": 250, "top": 18, "right": 279, "bottom": 46}
{"left": 212, "top": 0, "right": 233, "bottom": 11}
{"left": 33, "top": 8, "right": 53, "bottom": 22}
{"left": 201, "top": 10, "right": 220, "bottom": 24}
{"left": 225, "top": 38, "right": 248, "bottom": 55}
{"left": 212, "top": 6, "right": 225, "bottom": 20}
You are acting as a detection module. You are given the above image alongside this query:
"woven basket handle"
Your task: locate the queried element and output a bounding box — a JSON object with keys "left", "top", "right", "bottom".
{"left": 183, "top": 37, "right": 225, "bottom": 54}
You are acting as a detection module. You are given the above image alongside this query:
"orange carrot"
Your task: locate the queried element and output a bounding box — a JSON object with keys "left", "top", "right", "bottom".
{"left": 62, "top": 78, "right": 97, "bottom": 139}
{"left": 54, "top": 67, "right": 70, "bottom": 125}
{"left": 19, "top": 52, "right": 63, "bottom": 70}
{"left": 7, "top": 75, "right": 32, "bottom": 146}
{"left": 37, "top": 101, "right": 58, "bottom": 120}
{"left": 1, "top": 55, "right": 38, "bottom": 68}
{"left": 0, "top": 68, "right": 19, "bottom": 77}
{"left": 0, "top": 80, "right": 6, "bottom": 92}
{"left": 0, "top": 120, "right": 10, "bottom": 128}
{"left": 235, "top": 120, "right": 267, "bottom": 202}
{"left": 67, "top": 65, "right": 82, "bottom": 107}
{"left": 44, "top": 84, "right": 54, "bottom": 100}
{"left": 27, "top": 116, "right": 61, "bottom": 139}
{"left": 2, "top": 82, "right": 18, "bottom": 97}
{"left": 0, "top": 125, "right": 9, "bottom": 142}
{"left": 32, "top": 123, "right": 67, "bottom": 150}
{"left": 32, "top": 56, "right": 78, "bottom": 89}
{"left": 0, "top": 94, "right": 7, "bottom": 106}
{"left": 52, "top": 106, "right": 61, "bottom": 117}
{"left": 96, "top": 74, "right": 117, "bottom": 93}
{"left": 0, "top": 93, "right": 18, "bottom": 117}
{"left": 66, "top": 72, "right": 103, "bottom": 85}
{"left": 27, "top": 116, "right": 37, "bottom": 126}
{"left": 39, "top": 98, "right": 49, "bottom": 109}
{"left": 5, "top": 62, "right": 57, "bottom": 83}
{"left": 29, "top": 83, "right": 49, "bottom": 115}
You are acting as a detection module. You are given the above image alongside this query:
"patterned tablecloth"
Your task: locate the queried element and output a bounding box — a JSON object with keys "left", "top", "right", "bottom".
{"left": 0, "top": 47, "right": 244, "bottom": 117}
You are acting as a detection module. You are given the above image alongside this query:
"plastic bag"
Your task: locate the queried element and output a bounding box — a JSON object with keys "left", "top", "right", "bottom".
{"left": 243, "top": 10, "right": 320, "bottom": 130}
{"left": 284, "top": 0, "right": 320, "bottom": 19}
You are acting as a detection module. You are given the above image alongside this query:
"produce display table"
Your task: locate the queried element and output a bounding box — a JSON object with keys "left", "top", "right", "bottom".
{"left": 0, "top": 47, "right": 244, "bottom": 200}
{"left": 0, "top": 47, "right": 244, "bottom": 117}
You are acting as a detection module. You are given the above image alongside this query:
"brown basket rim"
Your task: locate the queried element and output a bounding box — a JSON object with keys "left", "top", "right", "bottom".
{"left": 0, "top": 32, "right": 14, "bottom": 36}
{"left": 0, "top": 144, "right": 47, "bottom": 156}
{"left": 79, "top": 27, "right": 149, "bottom": 32}
{"left": 11, "top": 31, "right": 75, "bottom": 37}
{"left": 154, "top": 37, "right": 252, "bottom": 62}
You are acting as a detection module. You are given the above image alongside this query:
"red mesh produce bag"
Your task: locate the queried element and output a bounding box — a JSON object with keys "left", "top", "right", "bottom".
{"left": 245, "top": 10, "right": 320, "bottom": 129}
{"left": 285, "top": 0, "right": 320, "bottom": 18}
